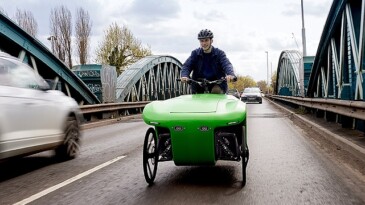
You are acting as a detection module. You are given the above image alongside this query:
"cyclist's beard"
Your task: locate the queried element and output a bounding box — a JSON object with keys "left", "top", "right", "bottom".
{"left": 203, "top": 44, "right": 212, "bottom": 53}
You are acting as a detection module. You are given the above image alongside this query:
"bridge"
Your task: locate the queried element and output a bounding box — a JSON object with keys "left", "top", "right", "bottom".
{"left": 0, "top": 0, "right": 364, "bottom": 130}
{"left": 2, "top": 1, "right": 365, "bottom": 203}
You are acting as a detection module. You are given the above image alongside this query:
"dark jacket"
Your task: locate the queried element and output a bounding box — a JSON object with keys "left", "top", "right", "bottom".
{"left": 181, "top": 46, "right": 235, "bottom": 93}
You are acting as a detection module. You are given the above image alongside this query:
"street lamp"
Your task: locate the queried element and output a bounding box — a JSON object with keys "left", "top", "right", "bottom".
{"left": 300, "top": 0, "right": 306, "bottom": 97}
{"left": 47, "top": 35, "right": 57, "bottom": 54}
{"left": 265, "top": 51, "right": 269, "bottom": 91}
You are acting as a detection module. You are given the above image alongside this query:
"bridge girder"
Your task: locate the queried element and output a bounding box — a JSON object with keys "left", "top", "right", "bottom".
{"left": 308, "top": 0, "right": 365, "bottom": 100}
{"left": 116, "top": 55, "right": 189, "bottom": 102}
{"left": 276, "top": 50, "right": 302, "bottom": 96}
{"left": 0, "top": 12, "right": 99, "bottom": 105}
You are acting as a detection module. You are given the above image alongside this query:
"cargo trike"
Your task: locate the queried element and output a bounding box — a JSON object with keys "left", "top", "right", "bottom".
{"left": 142, "top": 78, "right": 249, "bottom": 186}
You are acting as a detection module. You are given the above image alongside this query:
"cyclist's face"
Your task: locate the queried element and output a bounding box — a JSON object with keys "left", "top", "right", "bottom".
{"left": 199, "top": 38, "right": 212, "bottom": 51}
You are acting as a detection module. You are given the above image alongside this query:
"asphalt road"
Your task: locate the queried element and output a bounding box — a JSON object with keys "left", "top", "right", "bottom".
{"left": 1, "top": 98, "right": 365, "bottom": 205}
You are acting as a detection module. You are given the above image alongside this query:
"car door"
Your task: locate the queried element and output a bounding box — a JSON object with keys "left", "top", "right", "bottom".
{"left": 0, "top": 57, "right": 63, "bottom": 159}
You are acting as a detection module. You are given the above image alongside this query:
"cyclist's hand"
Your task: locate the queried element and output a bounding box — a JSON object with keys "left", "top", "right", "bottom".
{"left": 226, "top": 75, "right": 236, "bottom": 82}
{"left": 181, "top": 77, "right": 189, "bottom": 83}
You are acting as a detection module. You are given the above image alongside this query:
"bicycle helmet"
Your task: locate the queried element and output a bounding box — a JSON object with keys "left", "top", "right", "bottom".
{"left": 197, "top": 29, "right": 214, "bottom": 39}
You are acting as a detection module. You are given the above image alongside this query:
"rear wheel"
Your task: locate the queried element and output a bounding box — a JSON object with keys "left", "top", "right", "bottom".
{"left": 143, "top": 127, "right": 159, "bottom": 185}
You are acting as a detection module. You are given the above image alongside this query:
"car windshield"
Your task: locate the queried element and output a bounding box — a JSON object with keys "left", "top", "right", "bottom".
{"left": 243, "top": 88, "right": 260, "bottom": 93}
{"left": 227, "top": 89, "right": 237, "bottom": 94}
{"left": 0, "top": 57, "right": 49, "bottom": 89}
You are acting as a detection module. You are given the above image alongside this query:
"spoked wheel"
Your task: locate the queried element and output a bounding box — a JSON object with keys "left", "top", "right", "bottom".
{"left": 241, "top": 125, "right": 249, "bottom": 187}
{"left": 143, "top": 127, "right": 159, "bottom": 185}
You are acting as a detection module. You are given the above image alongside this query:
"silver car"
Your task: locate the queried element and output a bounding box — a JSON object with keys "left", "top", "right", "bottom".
{"left": 0, "top": 52, "right": 83, "bottom": 161}
{"left": 241, "top": 87, "right": 262, "bottom": 104}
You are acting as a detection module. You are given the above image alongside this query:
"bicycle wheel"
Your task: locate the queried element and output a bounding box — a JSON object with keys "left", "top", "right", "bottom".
{"left": 241, "top": 125, "right": 249, "bottom": 187}
{"left": 143, "top": 127, "right": 159, "bottom": 185}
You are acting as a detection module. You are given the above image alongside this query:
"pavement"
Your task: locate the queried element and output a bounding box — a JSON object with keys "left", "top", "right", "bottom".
{"left": 266, "top": 97, "right": 365, "bottom": 166}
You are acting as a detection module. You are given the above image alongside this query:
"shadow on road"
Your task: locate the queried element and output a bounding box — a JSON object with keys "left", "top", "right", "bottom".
{"left": 0, "top": 154, "right": 58, "bottom": 182}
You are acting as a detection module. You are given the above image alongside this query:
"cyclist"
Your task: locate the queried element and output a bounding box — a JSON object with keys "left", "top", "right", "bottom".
{"left": 180, "top": 29, "right": 236, "bottom": 94}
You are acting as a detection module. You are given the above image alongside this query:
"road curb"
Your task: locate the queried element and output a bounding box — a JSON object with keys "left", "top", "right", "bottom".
{"left": 81, "top": 114, "right": 142, "bottom": 130}
{"left": 266, "top": 98, "right": 365, "bottom": 164}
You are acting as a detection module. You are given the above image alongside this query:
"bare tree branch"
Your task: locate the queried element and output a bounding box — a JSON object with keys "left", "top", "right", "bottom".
{"left": 49, "top": 6, "right": 72, "bottom": 68}
{"left": 14, "top": 8, "right": 38, "bottom": 37}
{"left": 75, "top": 8, "right": 92, "bottom": 65}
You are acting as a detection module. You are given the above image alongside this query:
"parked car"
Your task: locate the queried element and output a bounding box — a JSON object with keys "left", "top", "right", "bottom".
{"left": 0, "top": 52, "right": 83, "bottom": 161}
{"left": 226, "top": 88, "right": 241, "bottom": 99}
{"left": 241, "top": 87, "right": 262, "bottom": 104}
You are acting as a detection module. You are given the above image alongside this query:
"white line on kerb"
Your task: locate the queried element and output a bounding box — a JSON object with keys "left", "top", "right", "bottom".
{"left": 13, "top": 155, "right": 126, "bottom": 205}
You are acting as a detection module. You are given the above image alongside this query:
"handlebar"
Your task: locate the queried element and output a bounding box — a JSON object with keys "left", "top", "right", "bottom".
{"left": 177, "top": 76, "right": 237, "bottom": 85}
{"left": 177, "top": 77, "right": 237, "bottom": 94}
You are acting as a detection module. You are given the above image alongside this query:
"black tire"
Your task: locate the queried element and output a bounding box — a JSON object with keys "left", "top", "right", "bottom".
{"left": 241, "top": 125, "right": 249, "bottom": 187}
{"left": 56, "top": 116, "right": 81, "bottom": 161}
{"left": 143, "top": 127, "right": 159, "bottom": 185}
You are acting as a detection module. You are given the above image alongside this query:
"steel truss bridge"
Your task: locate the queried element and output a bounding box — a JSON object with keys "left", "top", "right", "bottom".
{"left": 1, "top": 0, "right": 364, "bottom": 107}
{"left": 277, "top": 0, "right": 365, "bottom": 101}
{"left": 0, "top": 12, "right": 188, "bottom": 105}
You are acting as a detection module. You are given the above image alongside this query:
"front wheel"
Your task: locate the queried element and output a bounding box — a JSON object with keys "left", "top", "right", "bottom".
{"left": 241, "top": 125, "right": 249, "bottom": 187}
{"left": 55, "top": 116, "right": 81, "bottom": 161}
{"left": 143, "top": 127, "right": 159, "bottom": 185}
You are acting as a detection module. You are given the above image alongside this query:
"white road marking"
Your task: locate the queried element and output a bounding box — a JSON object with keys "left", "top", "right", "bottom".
{"left": 13, "top": 155, "right": 126, "bottom": 205}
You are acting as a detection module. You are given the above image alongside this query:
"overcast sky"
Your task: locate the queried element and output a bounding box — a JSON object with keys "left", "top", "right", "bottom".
{"left": 0, "top": 0, "right": 332, "bottom": 82}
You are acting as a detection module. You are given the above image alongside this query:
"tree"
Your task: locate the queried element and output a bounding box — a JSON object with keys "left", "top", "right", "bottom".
{"left": 75, "top": 8, "right": 92, "bottom": 65}
{"left": 95, "top": 23, "right": 152, "bottom": 75}
{"left": 229, "top": 75, "right": 257, "bottom": 91}
{"left": 0, "top": 7, "right": 5, "bottom": 15}
{"left": 50, "top": 6, "right": 72, "bottom": 68}
{"left": 257, "top": 80, "right": 268, "bottom": 93}
{"left": 14, "top": 8, "right": 38, "bottom": 37}
{"left": 271, "top": 71, "right": 277, "bottom": 94}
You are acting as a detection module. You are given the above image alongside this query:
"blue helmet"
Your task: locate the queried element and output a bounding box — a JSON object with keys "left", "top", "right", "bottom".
{"left": 198, "top": 29, "right": 214, "bottom": 39}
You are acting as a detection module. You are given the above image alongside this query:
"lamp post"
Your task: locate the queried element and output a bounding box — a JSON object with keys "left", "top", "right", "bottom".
{"left": 47, "top": 35, "right": 57, "bottom": 54}
{"left": 265, "top": 51, "right": 269, "bottom": 92}
{"left": 300, "top": 0, "right": 306, "bottom": 97}
{"left": 301, "top": 0, "right": 307, "bottom": 56}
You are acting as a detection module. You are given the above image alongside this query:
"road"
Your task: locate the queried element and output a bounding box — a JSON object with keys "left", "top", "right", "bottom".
{"left": 1, "top": 98, "right": 365, "bottom": 205}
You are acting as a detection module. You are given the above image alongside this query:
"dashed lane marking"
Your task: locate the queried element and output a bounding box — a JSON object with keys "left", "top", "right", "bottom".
{"left": 13, "top": 155, "right": 126, "bottom": 205}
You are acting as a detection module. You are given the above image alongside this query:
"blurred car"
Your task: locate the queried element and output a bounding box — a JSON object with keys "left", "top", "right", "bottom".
{"left": 241, "top": 87, "right": 262, "bottom": 104}
{"left": 226, "top": 88, "right": 240, "bottom": 99}
{"left": 0, "top": 52, "right": 83, "bottom": 161}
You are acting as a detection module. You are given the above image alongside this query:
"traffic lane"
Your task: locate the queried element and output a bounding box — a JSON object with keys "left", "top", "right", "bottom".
{"left": 0, "top": 120, "right": 149, "bottom": 205}
{"left": 2, "top": 99, "right": 365, "bottom": 204}
{"left": 21, "top": 100, "right": 365, "bottom": 204}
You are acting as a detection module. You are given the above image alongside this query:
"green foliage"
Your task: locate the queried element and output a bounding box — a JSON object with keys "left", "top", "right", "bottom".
{"left": 271, "top": 71, "right": 277, "bottom": 94}
{"left": 95, "top": 23, "right": 152, "bottom": 75}
{"left": 228, "top": 75, "right": 257, "bottom": 92}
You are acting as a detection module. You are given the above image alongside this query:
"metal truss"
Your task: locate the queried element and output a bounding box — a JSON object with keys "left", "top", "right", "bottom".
{"left": 116, "top": 55, "right": 189, "bottom": 102}
{"left": 308, "top": 0, "right": 365, "bottom": 100}
{"left": 276, "top": 50, "right": 302, "bottom": 96}
{"left": 0, "top": 12, "right": 99, "bottom": 105}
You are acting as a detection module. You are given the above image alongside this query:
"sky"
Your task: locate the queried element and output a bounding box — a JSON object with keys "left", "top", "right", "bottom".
{"left": 0, "top": 0, "right": 333, "bottom": 82}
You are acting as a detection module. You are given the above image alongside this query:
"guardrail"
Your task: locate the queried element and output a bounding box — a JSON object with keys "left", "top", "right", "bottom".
{"left": 267, "top": 95, "right": 365, "bottom": 123}
{"left": 80, "top": 101, "right": 150, "bottom": 122}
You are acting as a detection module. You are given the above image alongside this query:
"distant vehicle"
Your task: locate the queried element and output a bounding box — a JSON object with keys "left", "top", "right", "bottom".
{"left": 0, "top": 52, "right": 83, "bottom": 161}
{"left": 241, "top": 87, "right": 262, "bottom": 104}
{"left": 226, "top": 88, "right": 240, "bottom": 99}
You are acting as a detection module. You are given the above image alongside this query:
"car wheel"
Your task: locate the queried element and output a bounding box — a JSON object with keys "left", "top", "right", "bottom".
{"left": 56, "top": 116, "right": 81, "bottom": 161}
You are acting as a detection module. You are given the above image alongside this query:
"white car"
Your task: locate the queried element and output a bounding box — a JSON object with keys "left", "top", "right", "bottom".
{"left": 0, "top": 52, "right": 83, "bottom": 161}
